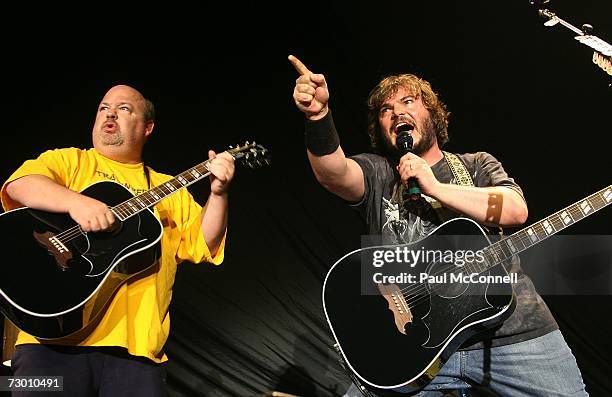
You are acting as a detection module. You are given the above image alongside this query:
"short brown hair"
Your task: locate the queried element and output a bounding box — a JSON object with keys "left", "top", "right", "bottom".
{"left": 143, "top": 98, "right": 156, "bottom": 123}
{"left": 367, "top": 74, "right": 450, "bottom": 153}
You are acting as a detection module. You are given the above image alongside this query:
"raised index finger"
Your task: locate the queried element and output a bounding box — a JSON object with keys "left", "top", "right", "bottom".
{"left": 288, "top": 55, "right": 311, "bottom": 76}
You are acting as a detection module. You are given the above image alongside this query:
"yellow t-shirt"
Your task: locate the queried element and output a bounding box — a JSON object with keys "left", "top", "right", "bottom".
{"left": 1, "top": 147, "right": 225, "bottom": 363}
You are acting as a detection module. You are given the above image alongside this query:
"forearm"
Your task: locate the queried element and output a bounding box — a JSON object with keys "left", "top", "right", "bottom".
{"left": 200, "top": 191, "right": 228, "bottom": 256}
{"left": 5, "top": 174, "right": 79, "bottom": 212}
{"left": 430, "top": 184, "right": 528, "bottom": 227}
{"left": 305, "top": 110, "right": 364, "bottom": 202}
{"left": 308, "top": 145, "right": 348, "bottom": 186}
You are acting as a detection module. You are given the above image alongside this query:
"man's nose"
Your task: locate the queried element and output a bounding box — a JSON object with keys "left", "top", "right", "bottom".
{"left": 105, "top": 108, "right": 117, "bottom": 119}
{"left": 392, "top": 106, "right": 406, "bottom": 118}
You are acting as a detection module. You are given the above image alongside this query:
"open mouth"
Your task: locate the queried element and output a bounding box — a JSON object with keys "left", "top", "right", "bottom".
{"left": 394, "top": 121, "right": 414, "bottom": 134}
{"left": 103, "top": 122, "right": 117, "bottom": 131}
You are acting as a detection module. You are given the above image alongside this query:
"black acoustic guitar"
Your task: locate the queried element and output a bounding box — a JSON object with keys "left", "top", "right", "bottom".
{"left": 323, "top": 185, "right": 610, "bottom": 395}
{"left": 0, "top": 142, "right": 270, "bottom": 340}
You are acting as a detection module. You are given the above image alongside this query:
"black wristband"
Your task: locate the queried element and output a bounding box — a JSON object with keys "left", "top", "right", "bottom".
{"left": 304, "top": 109, "right": 340, "bottom": 156}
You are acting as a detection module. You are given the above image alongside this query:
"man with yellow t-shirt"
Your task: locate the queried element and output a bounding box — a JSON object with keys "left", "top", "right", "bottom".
{"left": 1, "top": 85, "right": 234, "bottom": 396}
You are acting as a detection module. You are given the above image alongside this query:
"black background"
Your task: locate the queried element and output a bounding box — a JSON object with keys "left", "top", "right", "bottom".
{"left": 1, "top": 1, "right": 611, "bottom": 396}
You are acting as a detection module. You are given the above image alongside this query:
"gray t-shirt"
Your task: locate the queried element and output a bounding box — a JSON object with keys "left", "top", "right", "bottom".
{"left": 350, "top": 151, "right": 558, "bottom": 348}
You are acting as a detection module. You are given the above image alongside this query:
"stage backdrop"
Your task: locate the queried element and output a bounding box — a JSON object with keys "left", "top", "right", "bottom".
{"left": 1, "top": 1, "right": 611, "bottom": 396}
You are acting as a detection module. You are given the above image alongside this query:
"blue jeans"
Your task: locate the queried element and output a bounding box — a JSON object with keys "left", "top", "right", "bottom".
{"left": 343, "top": 330, "right": 588, "bottom": 397}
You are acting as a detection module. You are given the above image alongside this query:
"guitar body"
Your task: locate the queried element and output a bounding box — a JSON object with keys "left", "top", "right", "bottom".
{"left": 323, "top": 218, "right": 515, "bottom": 394}
{"left": 0, "top": 181, "right": 162, "bottom": 339}
{"left": 0, "top": 142, "right": 270, "bottom": 340}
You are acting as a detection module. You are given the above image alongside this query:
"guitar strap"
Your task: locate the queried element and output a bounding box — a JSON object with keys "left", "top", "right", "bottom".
{"left": 396, "top": 151, "right": 475, "bottom": 207}
{"left": 443, "top": 151, "right": 503, "bottom": 236}
{"left": 143, "top": 162, "right": 151, "bottom": 190}
{"left": 391, "top": 151, "right": 477, "bottom": 243}
{"left": 442, "top": 151, "right": 474, "bottom": 187}
{"left": 392, "top": 150, "right": 475, "bottom": 206}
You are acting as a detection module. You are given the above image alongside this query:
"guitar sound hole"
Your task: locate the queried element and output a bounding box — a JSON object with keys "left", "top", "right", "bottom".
{"left": 426, "top": 264, "right": 469, "bottom": 299}
{"left": 102, "top": 220, "right": 123, "bottom": 236}
{"left": 87, "top": 220, "right": 125, "bottom": 243}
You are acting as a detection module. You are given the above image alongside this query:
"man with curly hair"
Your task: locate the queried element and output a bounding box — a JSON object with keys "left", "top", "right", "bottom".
{"left": 289, "top": 55, "right": 588, "bottom": 396}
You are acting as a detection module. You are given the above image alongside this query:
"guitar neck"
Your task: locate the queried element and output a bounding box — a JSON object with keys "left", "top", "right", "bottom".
{"left": 481, "top": 185, "right": 611, "bottom": 270}
{"left": 110, "top": 159, "right": 213, "bottom": 221}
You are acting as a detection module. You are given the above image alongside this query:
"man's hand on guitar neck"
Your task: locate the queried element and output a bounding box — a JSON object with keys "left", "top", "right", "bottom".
{"left": 206, "top": 150, "right": 235, "bottom": 196}
{"left": 200, "top": 149, "right": 235, "bottom": 257}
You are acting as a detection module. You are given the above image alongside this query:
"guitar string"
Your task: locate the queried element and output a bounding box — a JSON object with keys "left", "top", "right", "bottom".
{"left": 398, "top": 192, "right": 607, "bottom": 300}
{"left": 53, "top": 172, "right": 212, "bottom": 244}
{"left": 401, "top": 204, "right": 605, "bottom": 309}
{"left": 387, "top": 197, "right": 608, "bottom": 309}
{"left": 51, "top": 175, "right": 601, "bottom": 267}
{"left": 52, "top": 159, "right": 218, "bottom": 243}
{"left": 52, "top": 183, "right": 163, "bottom": 241}
{"left": 400, "top": 255, "right": 500, "bottom": 308}
{"left": 51, "top": 146, "right": 265, "bottom": 243}
{"left": 399, "top": 223, "right": 538, "bottom": 299}
{"left": 51, "top": 151, "right": 266, "bottom": 244}
{"left": 52, "top": 184, "right": 164, "bottom": 242}
{"left": 399, "top": 212, "right": 584, "bottom": 308}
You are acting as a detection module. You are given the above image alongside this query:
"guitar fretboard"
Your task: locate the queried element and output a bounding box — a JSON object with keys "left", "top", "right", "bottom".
{"left": 110, "top": 161, "right": 212, "bottom": 221}
{"left": 474, "top": 185, "right": 611, "bottom": 272}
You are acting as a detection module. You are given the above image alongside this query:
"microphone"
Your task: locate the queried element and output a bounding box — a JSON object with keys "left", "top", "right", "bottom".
{"left": 396, "top": 131, "right": 421, "bottom": 200}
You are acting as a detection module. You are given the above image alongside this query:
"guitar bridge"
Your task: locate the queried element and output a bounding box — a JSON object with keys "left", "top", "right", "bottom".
{"left": 33, "top": 231, "right": 73, "bottom": 271}
{"left": 378, "top": 283, "right": 413, "bottom": 335}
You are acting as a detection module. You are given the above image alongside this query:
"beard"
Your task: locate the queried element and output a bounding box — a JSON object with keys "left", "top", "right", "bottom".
{"left": 97, "top": 130, "right": 124, "bottom": 146}
{"left": 381, "top": 115, "right": 436, "bottom": 163}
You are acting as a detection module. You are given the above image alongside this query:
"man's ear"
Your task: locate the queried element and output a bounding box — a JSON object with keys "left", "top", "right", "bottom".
{"left": 145, "top": 121, "right": 155, "bottom": 138}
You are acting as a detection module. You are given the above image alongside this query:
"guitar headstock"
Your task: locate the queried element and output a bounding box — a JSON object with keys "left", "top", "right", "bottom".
{"left": 227, "top": 141, "right": 271, "bottom": 169}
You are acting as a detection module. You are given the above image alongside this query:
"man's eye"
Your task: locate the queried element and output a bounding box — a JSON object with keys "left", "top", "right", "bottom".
{"left": 380, "top": 108, "right": 391, "bottom": 114}
{"left": 119, "top": 106, "right": 130, "bottom": 111}
{"left": 403, "top": 98, "right": 414, "bottom": 104}
{"left": 99, "top": 106, "right": 108, "bottom": 111}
